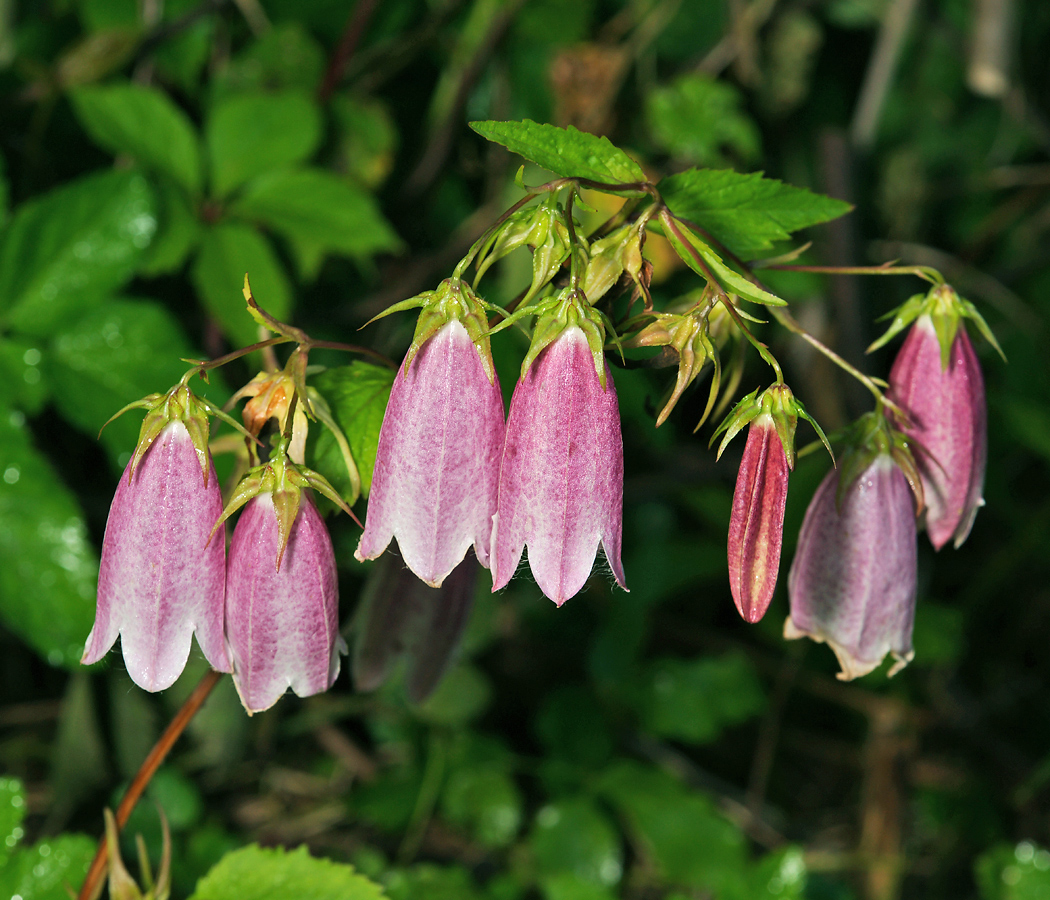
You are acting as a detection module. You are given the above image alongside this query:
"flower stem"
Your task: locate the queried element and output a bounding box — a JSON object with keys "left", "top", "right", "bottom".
{"left": 77, "top": 669, "right": 224, "bottom": 900}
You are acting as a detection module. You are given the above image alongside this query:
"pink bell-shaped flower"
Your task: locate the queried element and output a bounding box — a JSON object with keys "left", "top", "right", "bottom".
{"left": 356, "top": 284, "right": 505, "bottom": 587}
{"left": 225, "top": 490, "right": 344, "bottom": 714}
{"left": 492, "top": 324, "right": 626, "bottom": 605}
{"left": 888, "top": 315, "right": 986, "bottom": 550}
{"left": 83, "top": 411, "right": 230, "bottom": 691}
{"left": 786, "top": 453, "right": 917, "bottom": 681}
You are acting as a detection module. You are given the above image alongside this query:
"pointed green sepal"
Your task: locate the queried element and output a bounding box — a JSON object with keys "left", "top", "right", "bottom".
{"left": 519, "top": 287, "right": 611, "bottom": 389}
{"left": 835, "top": 407, "right": 924, "bottom": 515}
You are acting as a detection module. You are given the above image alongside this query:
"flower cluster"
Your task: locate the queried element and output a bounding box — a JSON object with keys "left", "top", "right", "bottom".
{"left": 356, "top": 280, "right": 626, "bottom": 607}
{"left": 83, "top": 357, "right": 353, "bottom": 713}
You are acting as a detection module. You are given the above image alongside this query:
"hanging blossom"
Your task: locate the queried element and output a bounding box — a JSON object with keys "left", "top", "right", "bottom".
{"left": 82, "top": 383, "right": 231, "bottom": 691}
{"left": 491, "top": 287, "right": 626, "bottom": 605}
{"left": 356, "top": 278, "right": 505, "bottom": 587}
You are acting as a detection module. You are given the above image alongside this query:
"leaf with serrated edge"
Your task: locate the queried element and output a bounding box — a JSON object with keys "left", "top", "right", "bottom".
{"left": 661, "top": 168, "right": 851, "bottom": 258}
{"left": 470, "top": 120, "right": 646, "bottom": 193}
{"left": 189, "top": 844, "right": 385, "bottom": 900}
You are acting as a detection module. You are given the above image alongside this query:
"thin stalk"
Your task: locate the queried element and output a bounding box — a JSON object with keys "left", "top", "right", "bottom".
{"left": 77, "top": 669, "right": 223, "bottom": 900}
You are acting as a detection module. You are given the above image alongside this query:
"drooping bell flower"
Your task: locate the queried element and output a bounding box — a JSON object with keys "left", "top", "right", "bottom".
{"left": 715, "top": 384, "right": 829, "bottom": 624}
{"left": 219, "top": 446, "right": 351, "bottom": 714}
{"left": 871, "top": 283, "right": 997, "bottom": 550}
{"left": 785, "top": 410, "right": 922, "bottom": 680}
{"left": 356, "top": 278, "right": 505, "bottom": 587}
{"left": 492, "top": 289, "right": 626, "bottom": 605}
{"left": 82, "top": 383, "right": 231, "bottom": 691}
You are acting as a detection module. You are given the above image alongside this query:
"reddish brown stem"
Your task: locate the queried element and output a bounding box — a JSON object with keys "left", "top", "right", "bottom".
{"left": 77, "top": 669, "right": 223, "bottom": 900}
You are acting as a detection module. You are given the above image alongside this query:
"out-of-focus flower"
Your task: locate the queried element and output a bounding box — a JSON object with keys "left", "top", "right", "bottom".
{"left": 82, "top": 385, "right": 230, "bottom": 691}
{"left": 785, "top": 412, "right": 920, "bottom": 680}
{"left": 357, "top": 279, "right": 504, "bottom": 587}
{"left": 225, "top": 490, "right": 345, "bottom": 714}
{"left": 492, "top": 300, "right": 626, "bottom": 605}
{"left": 888, "top": 314, "right": 986, "bottom": 550}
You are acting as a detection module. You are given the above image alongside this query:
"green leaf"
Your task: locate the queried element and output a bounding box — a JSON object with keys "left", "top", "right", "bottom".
{"left": 660, "top": 168, "right": 852, "bottom": 257}
{"left": 646, "top": 74, "right": 760, "bottom": 167}
{"left": 0, "top": 337, "right": 48, "bottom": 414}
{"left": 598, "top": 761, "right": 748, "bottom": 893}
{"left": 441, "top": 767, "right": 522, "bottom": 848}
{"left": 206, "top": 91, "right": 322, "bottom": 197}
{"left": 47, "top": 300, "right": 213, "bottom": 468}
{"left": 71, "top": 83, "right": 203, "bottom": 194}
{"left": 307, "top": 362, "right": 395, "bottom": 500}
{"left": 383, "top": 864, "right": 482, "bottom": 900}
{"left": 0, "top": 170, "right": 156, "bottom": 336}
{"left": 213, "top": 23, "right": 326, "bottom": 98}
{"left": 139, "top": 176, "right": 203, "bottom": 276}
{"left": 541, "top": 873, "right": 618, "bottom": 900}
{"left": 415, "top": 664, "right": 491, "bottom": 726}
{"left": 190, "top": 844, "right": 386, "bottom": 900}
{"left": 0, "top": 777, "right": 26, "bottom": 870}
{"left": 191, "top": 223, "right": 292, "bottom": 347}
{"left": 229, "top": 168, "right": 402, "bottom": 280}
{"left": 333, "top": 94, "right": 398, "bottom": 189}
{"left": 529, "top": 798, "right": 623, "bottom": 887}
{"left": 642, "top": 652, "right": 766, "bottom": 744}
{"left": 750, "top": 847, "right": 807, "bottom": 900}
{"left": 0, "top": 833, "right": 96, "bottom": 900}
{"left": 976, "top": 841, "right": 1050, "bottom": 900}
{"left": 469, "top": 120, "right": 646, "bottom": 192}
{"left": 0, "top": 407, "right": 98, "bottom": 668}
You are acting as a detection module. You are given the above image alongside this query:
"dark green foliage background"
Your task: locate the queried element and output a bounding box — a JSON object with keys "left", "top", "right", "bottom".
{"left": 1, "top": 1, "right": 1049, "bottom": 898}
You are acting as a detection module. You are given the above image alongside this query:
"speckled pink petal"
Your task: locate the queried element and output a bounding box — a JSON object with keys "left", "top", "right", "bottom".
{"left": 786, "top": 455, "right": 917, "bottom": 681}
{"left": 492, "top": 326, "right": 625, "bottom": 605}
{"left": 356, "top": 319, "right": 505, "bottom": 587}
{"left": 888, "top": 316, "right": 987, "bottom": 550}
{"left": 728, "top": 415, "right": 790, "bottom": 624}
{"left": 82, "top": 421, "right": 230, "bottom": 691}
{"left": 226, "top": 492, "right": 344, "bottom": 714}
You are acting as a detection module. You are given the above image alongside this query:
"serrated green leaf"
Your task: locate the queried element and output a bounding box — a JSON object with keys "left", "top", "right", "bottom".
{"left": 189, "top": 844, "right": 386, "bottom": 900}
{"left": 47, "top": 299, "right": 215, "bottom": 469}
{"left": 0, "top": 833, "right": 95, "bottom": 900}
{"left": 206, "top": 91, "right": 322, "bottom": 197}
{"left": 598, "top": 761, "right": 748, "bottom": 893}
{"left": 661, "top": 168, "right": 852, "bottom": 257}
{"left": 646, "top": 73, "right": 760, "bottom": 167}
{"left": 71, "top": 83, "right": 203, "bottom": 193}
{"left": 230, "top": 168, "right": 402, "bottom": 280}
{"left": 191, "top": 223, "right": 292, "bottom": 347}
{"left": 530, "top": 798, "right": 622, "bottom": 887}
{"left": 643, "top": 652, "right": 766, "bottom": 744}
{"left": 0, "top": 777, "right": 27, "bottom": 870}
{"left": 139, "top": 175, "right": 202, "bottom": 276}
{"left": 470, "top": 120, "right": 646, "bottom": 192}
{"left": 0, "top": 406, "right": 97, "bottom": 668}
{"left": 0, "top": 170, "right": 156, "bottom": 336}
{"left": 306, "top": 362, "right": 394, "bottom": 500}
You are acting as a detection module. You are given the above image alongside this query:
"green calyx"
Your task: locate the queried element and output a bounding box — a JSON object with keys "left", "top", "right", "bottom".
{"left": 519, "top": 286, "right": 611, "bottom": 389}
{"left": 713, "top": 383, "right": 829, "bottom": 468}
{"left": 867, "top": 282, "right": 1005, "bottom": 368}
{"left": 212, "top": 440, "right": 356, "bottom": 572}
{"left": 835, "top": 407, "right": 923, "bottom": 514}
{"left": 474, "top": 193, "right": 572, "bottom": 306}
{"left": 582, "top": 219, "right": 646, "bottom": 304}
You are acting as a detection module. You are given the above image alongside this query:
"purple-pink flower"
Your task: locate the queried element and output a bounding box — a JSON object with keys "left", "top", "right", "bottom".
{"left": 786, "top": 454, "right": 917, "bottom": 680}
{"left": 728, "top": 415, "right": 790, "bottom": 623}
{"left": 225, "top": 491, "right": 344, "bottom": 714}
{"left": 356, "top": 319, "right": 505, "bottom": 587}
{"left": 491, "top": 326, "right": 626, "bottom": 605}
{"left": 82, "top": 421, "right": 230, "bottom": 691}
{"left": 888, "top": 315, "right": 986, "bottom": 550}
